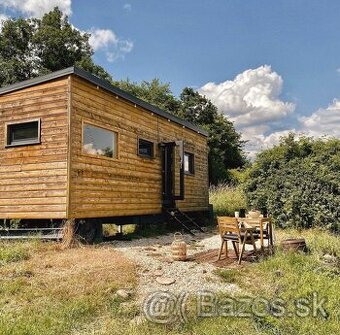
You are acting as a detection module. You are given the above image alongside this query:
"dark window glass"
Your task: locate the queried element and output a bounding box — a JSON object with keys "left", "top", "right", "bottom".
{"left": 138, "top": 139, "right": 154, "bottom": 158}
{"left": 83, "top": 123, "right": 117, "bottom": 158}
{"left": 184, "top": 152, "right": 194, "bottom": 175}
{"left": 7, "top": 120, "right": 40, "bottom": 146}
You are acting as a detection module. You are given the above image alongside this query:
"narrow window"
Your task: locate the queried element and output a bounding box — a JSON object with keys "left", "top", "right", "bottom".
{"left": 184, "top": 152, "right": 194, "bottom": 175}
{"left": 6, "top": 119, "right": 40, "bottom": 147}
{"left": 138, "top": 139, "right": 154, "bottom": 158}
{"left": 83, "top": 123, "right": 117, "bottom": 158}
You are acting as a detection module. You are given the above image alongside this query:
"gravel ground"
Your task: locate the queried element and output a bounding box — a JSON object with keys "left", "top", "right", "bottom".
{"left": 111, "top": 230, "right": 241, "bottom": 299}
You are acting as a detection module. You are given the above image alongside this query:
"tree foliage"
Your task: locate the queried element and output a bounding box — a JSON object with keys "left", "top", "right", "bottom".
{"left": 0, "top": 7, "right": 112, "bottom": 87}
{"left": 245, "top": 134, "right": 340, "bottom": 232}
{"left": 177, "top": 88, "right": 246, "bottom": 184}
{"left": 115, "top": 78, "right": 180, "bottom": 114}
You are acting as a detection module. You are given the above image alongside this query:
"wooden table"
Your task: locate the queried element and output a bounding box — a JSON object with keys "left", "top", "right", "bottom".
{"left": 237, "top": 217, "right": 273, "bottom": 251}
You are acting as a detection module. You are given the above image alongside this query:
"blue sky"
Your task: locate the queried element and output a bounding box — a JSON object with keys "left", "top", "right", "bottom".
{"left": 1, "top": 0, "right": 340, "bottom": 155}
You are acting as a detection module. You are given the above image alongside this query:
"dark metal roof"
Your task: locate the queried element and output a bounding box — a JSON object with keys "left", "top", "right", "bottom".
{"left": 0, "top": 66, "right": 208, "bottom": 137}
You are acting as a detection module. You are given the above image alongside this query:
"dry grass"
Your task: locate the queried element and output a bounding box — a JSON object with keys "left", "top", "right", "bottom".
{"left": 0, "top": 242, "right": 136, "bottom": 335}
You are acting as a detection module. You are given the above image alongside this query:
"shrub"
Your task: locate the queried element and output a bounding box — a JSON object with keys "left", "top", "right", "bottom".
{"left": 245, "top": 134, "right": 340, "bottom": 232}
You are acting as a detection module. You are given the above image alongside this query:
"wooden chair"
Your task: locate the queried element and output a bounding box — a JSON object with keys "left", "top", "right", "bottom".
{"left": 243, "top": 217, "right": 274, "bottom": 251}
{"left": 217, "top": 216, "right": 259, "bottom": 264}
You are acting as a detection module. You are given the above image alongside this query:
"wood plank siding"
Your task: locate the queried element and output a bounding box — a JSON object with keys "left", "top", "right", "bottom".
{"left": 0, "top": 71, "right": 209, "bottom": 220}
{"left": 68, "top": 76, "right": 209, "bottom": 218}
{"left": 0, "top": 78, "right": 70, "bottom": 219}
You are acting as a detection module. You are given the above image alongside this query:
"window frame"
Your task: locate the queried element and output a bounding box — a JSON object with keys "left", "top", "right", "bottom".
{"left": 137, "top": 138, "right": 155, "bottom": 159}
{"left": 5, "top": 118, "right": 41, "bottom": 148}
{"left": 81, "top": 120, "right": 119, "bottom": 160}
{"left": 184, "top": 152, "right": 195, "bottom": 175}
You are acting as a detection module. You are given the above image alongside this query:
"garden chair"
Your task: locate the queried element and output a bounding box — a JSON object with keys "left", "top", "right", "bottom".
{"left": 243, "top": 217, "right": 274, "bottom": 251}
{"left": 217, "top": 216, "right": 259, "bottom": 265}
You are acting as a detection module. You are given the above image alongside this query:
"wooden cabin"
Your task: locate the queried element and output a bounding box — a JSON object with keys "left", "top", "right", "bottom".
{"left": 0, "top": 67, "right": 209, "bottom": 239}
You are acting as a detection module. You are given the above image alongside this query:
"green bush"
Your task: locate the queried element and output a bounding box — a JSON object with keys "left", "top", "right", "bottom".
{"left": 245, "top": 134, "right": 340, "bottom": 232}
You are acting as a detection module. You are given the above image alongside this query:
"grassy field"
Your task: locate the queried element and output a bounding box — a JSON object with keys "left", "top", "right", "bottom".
{"left": 0, "top": 184, "right": 339, "bottom": 334}
{"left": 0, "top": 241, "right": 137, "bottom": 335}
{"left": 0, "top": 229, "right": 339, "bottom": 335}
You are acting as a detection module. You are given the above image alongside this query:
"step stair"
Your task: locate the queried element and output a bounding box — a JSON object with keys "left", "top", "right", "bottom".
{"left": 165, "top": 208, "right": 205, "bottom": 235}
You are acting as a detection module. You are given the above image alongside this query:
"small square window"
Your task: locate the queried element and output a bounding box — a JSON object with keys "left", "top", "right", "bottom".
{"left": 83, "top": 123, "right": 118, "bottom": 158}
{"left": 6, "top": 119, "right": 40, "bottom": 147}
{"left": 138, "top": 139, "right": 154, "bottom": 158}
{"left": 184, "top": 152, "right": 194, "bottom": 175}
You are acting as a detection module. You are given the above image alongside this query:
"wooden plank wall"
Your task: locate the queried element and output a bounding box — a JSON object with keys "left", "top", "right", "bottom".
{"left": 69, "top": 76, "right": 209, "bottom": 218}
{"left": 0, "top": 78, "right": 69, "bottom": 219}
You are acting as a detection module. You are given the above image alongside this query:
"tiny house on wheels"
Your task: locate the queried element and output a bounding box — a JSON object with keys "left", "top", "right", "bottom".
{"left": 0, "top": 67, "right": 209, "bottom": 241}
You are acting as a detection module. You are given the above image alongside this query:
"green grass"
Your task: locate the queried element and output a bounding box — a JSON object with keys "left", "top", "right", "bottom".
{"left": 0, "top": 241, "right": 36, "bottom": 266}
{"left": 210, "top": 184, "right": 247, "bottom": 216}
{"left": 0, "top": 228, "right": 338, "bottom": 335}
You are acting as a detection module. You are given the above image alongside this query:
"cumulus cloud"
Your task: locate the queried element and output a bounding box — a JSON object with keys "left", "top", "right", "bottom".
{"left": 123, "top": 3, "right": 132, "bottom": 11}
{"left": 88, "top": 28, "right": 133, "bottom": 62}
{"left": 89, "top": 29, "right": 118, "bottom": 51}
{"left": 199, "top": 65, "right": 295, "bottom": 127}
{"left": 0, "top": 0, "right": 72, "bottom": 17}
{"left": 199, "top": 65, "right": 296, "bottom": 157}
{"left": 299, "top": 99, "right": 340, "bottom": 138}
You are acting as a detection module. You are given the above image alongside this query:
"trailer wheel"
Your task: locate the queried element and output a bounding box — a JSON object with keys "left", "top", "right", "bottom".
{"left": 76, "top": 220, "right": 102, "bottom": 244}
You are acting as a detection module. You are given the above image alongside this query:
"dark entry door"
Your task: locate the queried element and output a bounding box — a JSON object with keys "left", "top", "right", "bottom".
{"left": 161, "top": 141, "right": 184, "bottom": 208}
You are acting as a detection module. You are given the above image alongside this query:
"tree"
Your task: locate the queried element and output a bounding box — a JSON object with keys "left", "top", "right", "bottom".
{"left": 177, "top": 88, "right": 247, "bottom": 184}
{"left": 0, "top": 17, "right": 38, "bottom": 85}
{"left": 114, "top": 78, "right": 180, "bottom": 114}
{"left": 245, "top": 134, "right": 340, "bottom": 232}
{"left": 0, "top": 7, "right": 112, "bottom": 87}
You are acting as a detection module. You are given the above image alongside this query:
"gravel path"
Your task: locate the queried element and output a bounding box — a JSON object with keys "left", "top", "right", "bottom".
{"left": 111, "top": 230, "right": 241, "bottom": 299}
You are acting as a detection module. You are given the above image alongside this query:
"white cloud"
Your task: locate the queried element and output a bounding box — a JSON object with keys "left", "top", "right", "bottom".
{"left": 88, "top": 28, "right": 133, "bottom": 62}
{"left": 0, "top": 13, "right": 8, "bottom": 30}
{"left": 199, "top": 65, "right": 295, "bottom": 127}
{"left": 299, "top": 99, "right": 340, "bottom": 138}
{"left": 336, "top": 68, "right": 340, "bottom": 74}
{"left": 88, "top": 29, "right": 118, "bottom": 51}
{"left": 0, "top": 0, "right": 72, "bottom": 17}
{"left": 123, "top": 3, "right": 131, "bottom": 11}
{"left": 199, "top": 65, "right": 296, "bottom": 157}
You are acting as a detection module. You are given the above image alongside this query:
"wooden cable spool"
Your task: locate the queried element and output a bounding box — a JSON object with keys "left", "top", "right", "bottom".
{"left": 171, "top": 232, "right": 187, "bottom": 261}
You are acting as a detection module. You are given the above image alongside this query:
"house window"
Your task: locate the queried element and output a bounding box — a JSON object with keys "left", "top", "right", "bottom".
{"left": 184, "top": 152, "right": 194, "bottom": 175}
{"left": 83, "top": 123, "right": 117, "bottom": 158}
{"left": 138, "top": 139, "right": 154, "bottom": 158}
{"left": 6, "top": 119, "right": 40, "bottom": 147}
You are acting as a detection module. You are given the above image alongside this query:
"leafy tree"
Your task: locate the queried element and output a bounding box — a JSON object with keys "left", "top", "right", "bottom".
{"left": 0, "top": 7, "right": 112, "bottom": 87}
{"left": 245, "top": 134, "right": 340, "bottom": 232}
{"left": 0, "top": 17, "right": 38, "bottom": 85}
{"left": 114, "top": 78, "right": 180, "bottom": 114}
{"left": 177, "top": 88, "right": 246, "bottom": 184}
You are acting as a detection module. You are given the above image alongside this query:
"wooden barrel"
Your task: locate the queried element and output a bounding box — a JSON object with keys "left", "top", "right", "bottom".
{"left": 281, "top": 238, "right": 307, "bottom": 252}
{"left": 171, "top": 232, "right": 187, "bottom": 261}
